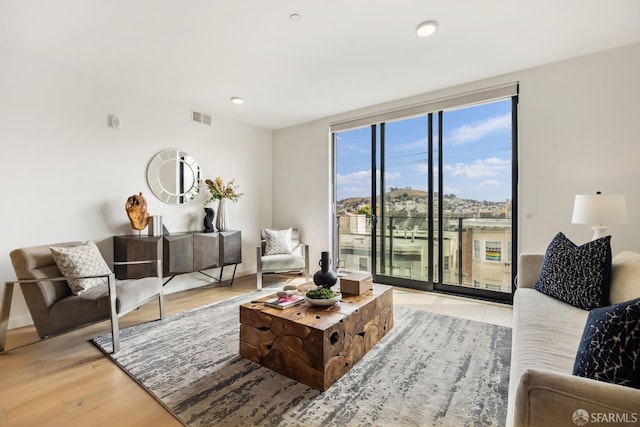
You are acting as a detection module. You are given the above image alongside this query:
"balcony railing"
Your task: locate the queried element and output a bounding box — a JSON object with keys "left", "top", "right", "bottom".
{"left": 337, "top": 214, "right": 512, "bottom": 293}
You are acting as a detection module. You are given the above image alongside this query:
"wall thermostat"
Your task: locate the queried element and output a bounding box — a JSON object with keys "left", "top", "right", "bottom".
{"left": 108, "top": 114, "right": 120, "bottom": 128}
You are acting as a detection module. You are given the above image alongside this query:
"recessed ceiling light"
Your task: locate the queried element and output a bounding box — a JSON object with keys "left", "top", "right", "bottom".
{"left": 416, "top": 20, "right": 438, "bottom": 38}
{"left": 230, "top": 97, "right": 244, "bottom": 105}
{"left": 289, "top": 13, "right": 301, "bottom": 21}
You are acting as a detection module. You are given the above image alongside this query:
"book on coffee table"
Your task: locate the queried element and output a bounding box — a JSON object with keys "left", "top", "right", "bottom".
{"left": 264, "top": 294, "right": 305, "bottom": 309}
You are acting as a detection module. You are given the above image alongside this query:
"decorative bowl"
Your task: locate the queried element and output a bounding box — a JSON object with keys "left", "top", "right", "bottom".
{"left": 305, "top": 292, "right": 341, "bottom": 306}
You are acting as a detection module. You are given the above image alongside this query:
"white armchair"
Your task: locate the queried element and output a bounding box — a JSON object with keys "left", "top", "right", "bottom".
{"left": 256, "top": 228, "right": 309, "bottom": 290}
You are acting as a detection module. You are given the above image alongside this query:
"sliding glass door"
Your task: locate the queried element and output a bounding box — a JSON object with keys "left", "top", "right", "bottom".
{"left": 376, "top": 117, "right": 432, "bottom": 287}
{"left": 334, "top": 126, "right": 375, "bottom": 272}
{"left": 434, "top": 99, "right": 515, "bottom": 299}
{"left": 333, "top": 90, "right": 517, "bottom": 302}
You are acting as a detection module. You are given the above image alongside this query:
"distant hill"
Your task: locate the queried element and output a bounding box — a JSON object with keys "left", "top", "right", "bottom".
{"left": 338, "top": 196, "right": 371, "bottom": 206}
{"left": 386, "top": 188, "right": 428, "bottom": 199}
{"left": 338, "top": 188, "right": 428, "bottom": 207}
{"left": 337, "top": 189, "right": 510, "bottom": 204}
{"left": 337, "top": 187, "right": 510, "bottom": 219}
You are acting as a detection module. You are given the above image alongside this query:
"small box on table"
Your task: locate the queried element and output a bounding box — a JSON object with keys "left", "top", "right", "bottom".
{"left": 339, "top": 270, "right": 373, "bottom": 295}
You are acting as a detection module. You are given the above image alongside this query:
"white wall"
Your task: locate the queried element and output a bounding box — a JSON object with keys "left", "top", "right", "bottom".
{"left": 0, "top": 46, "right": 273, "bottom": 329}
{"left": 272, "top": 43, "right": 640, "bottom": 267}
{"left": 271, "top": 120, "right": 332, "bottom": 266}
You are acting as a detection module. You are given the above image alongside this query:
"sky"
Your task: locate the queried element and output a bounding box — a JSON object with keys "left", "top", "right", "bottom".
{"left": 336, "top": 98, "right": 513, "bottom": 203}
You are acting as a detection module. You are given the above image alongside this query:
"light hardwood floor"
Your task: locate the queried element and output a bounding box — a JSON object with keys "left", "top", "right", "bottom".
{"left": 0, "top": 274, "right": 512, "bottom": 426}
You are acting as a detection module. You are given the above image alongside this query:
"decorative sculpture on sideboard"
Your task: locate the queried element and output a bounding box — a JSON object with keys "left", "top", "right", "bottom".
{"left": 204, "top": 207, "right": 215, "bottom": 232}
{"left": 125, "top": 192, "right": 152, "bottom": 230}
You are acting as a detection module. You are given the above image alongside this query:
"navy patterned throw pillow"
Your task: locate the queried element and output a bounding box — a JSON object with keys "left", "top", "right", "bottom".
{"left": 573, "top": 297, "right": 640, "bottom": 389}
{"left": 534, "top": 232, "right": 612, "bottom": 310}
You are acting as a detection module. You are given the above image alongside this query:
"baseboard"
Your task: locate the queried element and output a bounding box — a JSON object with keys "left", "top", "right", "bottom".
{"left": 163, "top": 268, "right": 248, "bottom": 294}
{"left": 8, "top": 314, "right": 33, "bottom": 330}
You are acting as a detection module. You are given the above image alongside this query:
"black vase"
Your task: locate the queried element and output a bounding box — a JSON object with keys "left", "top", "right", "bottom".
{"left": 203, "top": 207, "right": 215, "bottom": 233}
{"left": 313, "top": 251, "right": 338, "bottom": 289}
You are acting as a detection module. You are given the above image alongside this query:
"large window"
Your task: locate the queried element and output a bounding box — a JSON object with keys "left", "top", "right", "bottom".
{"left": 333, "top": 83, "right": 518, "bottom": 302}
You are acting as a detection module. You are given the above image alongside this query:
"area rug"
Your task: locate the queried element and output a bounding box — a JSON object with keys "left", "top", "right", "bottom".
{"left": 91, "top": 288, "right": 511, "bottom": 427}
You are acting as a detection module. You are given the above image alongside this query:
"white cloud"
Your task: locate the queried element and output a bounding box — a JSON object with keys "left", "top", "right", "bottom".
{"left": 336, "top": 170, "right": 370, "bottom": 185}
{"left": 415, "top": 163, "right": 429, "bottom": 174}
{"left": 448, "top": 113, "right": 511, "bottom": 145}
{"left": 337, "top": 170, "right": 402, "bottom": 200}
{"left": 443, "top": 157, "right": 510, "bottom": 178}
{"left": 337, "top": 170, "right": 400, "bottom": 187}
{"left": 479, "top": 179, "right": 501, "bottom": 188}
{"left": 384, "top": 171, "right": 401, "bottom": 180}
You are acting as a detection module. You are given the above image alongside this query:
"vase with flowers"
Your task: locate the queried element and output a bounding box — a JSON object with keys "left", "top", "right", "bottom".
{"left": 204, "top": 177, "right": 243, "bottom": 231}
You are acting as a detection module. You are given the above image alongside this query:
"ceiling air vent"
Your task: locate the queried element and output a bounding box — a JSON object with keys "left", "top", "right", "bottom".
{"left": 191, "top": 109, "right": 212, "bottom": 126}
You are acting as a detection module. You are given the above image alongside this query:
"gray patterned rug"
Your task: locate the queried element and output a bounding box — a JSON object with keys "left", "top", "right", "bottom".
{"left": 91, "top": 288, "right": 511, "bottom": 427}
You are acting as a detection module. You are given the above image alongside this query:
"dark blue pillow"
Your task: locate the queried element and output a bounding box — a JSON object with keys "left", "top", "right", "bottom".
{"left": 573, "top": 297, "right": 640, "bottom": 389}
{"left": 534, "top": 232, "right": 611, "bottom": 310}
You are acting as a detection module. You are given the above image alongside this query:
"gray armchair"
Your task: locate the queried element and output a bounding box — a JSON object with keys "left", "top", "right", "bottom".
{"left": 0, "top": 241, "right": 164, "bottom": 354}
{"left": 256, "top": 228, "right": 309, "bottom": 290}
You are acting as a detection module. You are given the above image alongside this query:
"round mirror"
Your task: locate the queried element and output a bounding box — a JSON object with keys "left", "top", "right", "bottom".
{"left": 147, "top": 149, "right": 201, "bottom": 204}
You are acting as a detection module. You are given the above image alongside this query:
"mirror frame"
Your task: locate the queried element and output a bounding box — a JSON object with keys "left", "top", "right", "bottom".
{"left": 147, "top": 149, "right": 201, "bottom": 204}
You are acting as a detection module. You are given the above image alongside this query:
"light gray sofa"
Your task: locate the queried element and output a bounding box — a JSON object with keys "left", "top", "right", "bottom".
{"left": 507, "top": 251, "right": 640, "bottom": 427}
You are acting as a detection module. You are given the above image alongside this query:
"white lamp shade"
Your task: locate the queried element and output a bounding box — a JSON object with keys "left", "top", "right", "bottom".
{"left": 572, "top": 194, "right": 628, "bottom": 225}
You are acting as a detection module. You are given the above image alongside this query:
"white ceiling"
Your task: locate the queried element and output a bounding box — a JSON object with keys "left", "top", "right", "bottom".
{"left": 2, "top": 1, "right": 640, "bottom": 130}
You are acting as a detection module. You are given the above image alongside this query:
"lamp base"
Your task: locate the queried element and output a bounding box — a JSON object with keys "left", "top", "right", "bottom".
{"left": 591, "top": 226, "right": 609, "bottom": 241}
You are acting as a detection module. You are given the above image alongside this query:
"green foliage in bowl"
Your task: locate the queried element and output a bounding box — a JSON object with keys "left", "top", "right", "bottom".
{"left": 306, "top": 288, "right": 337, "bottom": 299}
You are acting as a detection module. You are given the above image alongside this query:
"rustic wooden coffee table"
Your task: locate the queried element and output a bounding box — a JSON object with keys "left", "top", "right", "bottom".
{"left": 239, "top": 283, "right": 393, "bottom": 391}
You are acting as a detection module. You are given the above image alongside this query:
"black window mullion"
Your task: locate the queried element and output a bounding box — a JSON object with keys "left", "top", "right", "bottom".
{"left": 437, "top": 111, "right": 444, "bottom": 287}
{"left": 371, "top": 124, "right": 379, "bottom": 276}
{"left": 510, "top": 93, "right": 519, "bottom": 298}
{"left": 427, "top": 114, "right": 434, "bottom": 286}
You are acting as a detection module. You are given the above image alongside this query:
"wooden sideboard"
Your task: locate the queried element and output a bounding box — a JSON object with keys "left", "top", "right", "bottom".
{"left": 113, "top": 230, "right": 241, "bottom": 285}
